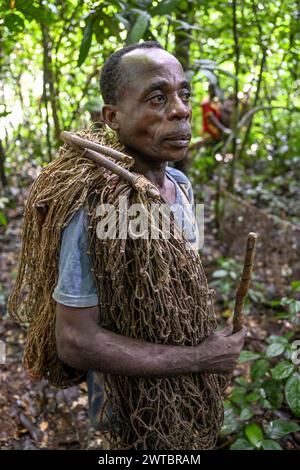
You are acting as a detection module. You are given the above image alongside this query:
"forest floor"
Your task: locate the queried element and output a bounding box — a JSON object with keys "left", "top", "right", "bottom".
{"left": 0, "top": 173, "right": 299, "bottom": 450}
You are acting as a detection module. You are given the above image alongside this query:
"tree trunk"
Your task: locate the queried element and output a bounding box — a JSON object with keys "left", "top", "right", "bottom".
{"left": 0, "top": 139, "right": 8, "bottom": 189}
{"left": 41, "top": 24, "right": 61, "bottom": 151}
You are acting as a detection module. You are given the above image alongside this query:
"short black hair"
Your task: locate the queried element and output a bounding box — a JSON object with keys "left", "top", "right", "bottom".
{"left": 100, "top": 41, "right": 164, "bottom": 105}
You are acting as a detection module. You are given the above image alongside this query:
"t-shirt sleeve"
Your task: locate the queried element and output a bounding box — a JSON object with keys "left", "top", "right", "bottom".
{"left": 52, "top": 207, "right": 99, "bottom": 308}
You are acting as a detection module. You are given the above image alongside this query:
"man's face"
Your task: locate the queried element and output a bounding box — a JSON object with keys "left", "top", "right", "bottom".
{"left": 111, "top": 48, "right": 192, "bottom": 163}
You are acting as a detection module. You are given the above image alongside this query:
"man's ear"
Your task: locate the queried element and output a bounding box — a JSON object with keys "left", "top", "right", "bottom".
{"left": 102, "top": 104, "right": 120, "bottom": 131}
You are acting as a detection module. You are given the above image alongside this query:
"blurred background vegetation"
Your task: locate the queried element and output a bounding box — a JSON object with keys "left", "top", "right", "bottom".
{"left": 0, "top": 0, "right": 300, "bottom": 451}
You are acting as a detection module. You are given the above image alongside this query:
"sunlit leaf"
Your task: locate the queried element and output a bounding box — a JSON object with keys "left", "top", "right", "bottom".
{"left": 245, "top": 423, "right": 263, "bottom": 447}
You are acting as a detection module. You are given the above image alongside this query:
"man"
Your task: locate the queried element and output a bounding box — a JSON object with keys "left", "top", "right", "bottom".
{"left": 9, "top": 41, "right": 245, "bottom": 450}
{"left": 54, "top": 42, "right": 245, "bottom": 447}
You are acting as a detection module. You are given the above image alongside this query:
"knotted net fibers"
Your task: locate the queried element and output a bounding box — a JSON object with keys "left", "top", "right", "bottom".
{"left": 8, "top": 127, "right": 226, "bottom": 449}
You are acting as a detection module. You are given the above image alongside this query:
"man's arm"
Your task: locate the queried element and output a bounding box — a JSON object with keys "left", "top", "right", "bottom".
{"left": 56, "top": 303, "right": 246, "bottom": 377}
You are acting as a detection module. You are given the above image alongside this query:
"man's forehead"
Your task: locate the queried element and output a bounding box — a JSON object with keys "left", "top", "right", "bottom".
{"left": 121, "top": 48, "right": 183, "bottom": 79}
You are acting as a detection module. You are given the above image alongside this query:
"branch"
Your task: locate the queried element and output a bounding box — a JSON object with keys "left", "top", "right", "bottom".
{"left": 221, "top": 105, "right": 298, "bottom": 156}
{"left": 233, "top": 232, "right": 258, "bottom": 333}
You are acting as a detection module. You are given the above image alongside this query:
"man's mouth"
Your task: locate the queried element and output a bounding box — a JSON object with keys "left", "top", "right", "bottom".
{"left": 163, "top": 133, "right": 191, "bottom": 148}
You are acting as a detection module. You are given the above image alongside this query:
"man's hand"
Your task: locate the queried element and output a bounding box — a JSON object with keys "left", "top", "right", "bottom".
{"left": 198, "top": 326, "right": 247, "bottom": 375}
{"left": 56, "top": 303, "right": 246, "bottom": 378}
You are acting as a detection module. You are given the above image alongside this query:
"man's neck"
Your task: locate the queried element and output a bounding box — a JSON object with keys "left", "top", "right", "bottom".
{"left": 131, "top": 159, "right": 168, "bottom": 190}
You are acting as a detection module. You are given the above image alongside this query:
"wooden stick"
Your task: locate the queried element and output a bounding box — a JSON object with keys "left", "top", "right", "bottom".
{"left": 233, "top": 232, "right": 258, "bottom": 333}
{"left": 60, "top": 132, "right": 160, "bottom": 200}
{"left": 60, "top": 131, "right": 133, "bottom": 164}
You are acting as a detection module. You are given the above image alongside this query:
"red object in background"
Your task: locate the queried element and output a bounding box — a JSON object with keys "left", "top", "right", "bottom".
{"left": 201, "top": 97, "right": 222, "bottom": 139}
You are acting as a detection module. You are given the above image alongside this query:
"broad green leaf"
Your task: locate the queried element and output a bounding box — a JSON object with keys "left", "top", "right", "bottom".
{"left": 127, "top": 12, "right": 150, "bottom": 45}
{"left": 285, "top": 373, "right": 300, "bottom": 417}
{"left": 238, "top": 351, "right": 261, "bottom": 363}
{"left": 266, "top": 419, "right": 299, "bottom": 439}
{"left": 261, "top": 439, "right": 282, "bottom": 450}
{"left": 251, "top": 359, "right": 269, "bottom": 379}
{"left": 268, "top": 335, "right": 289, "bottom": 345}
{"left": 16, "top": 0, "right": 54, "bottom": 24}
{"left": 230, "top": 386, "right": 247, "bottom": 406}
{"left": 94, "top": 22, "right": 104, "bottom": 44}
{"left": 240, "top": 408, "right": 254, "bottom": 421}
{"left": 246, "top": 391, "right": 262, "bottom": 403}
{"left": 0, "top": 211, "right": 7, "bottom": 226}
{"left": 78, "top": 17, "right": 94, "bottom": 67}
{"left": 266, "top": 343, "right": 285, "bottom": 357}
{"left": 245, "top": 423, "right": 263, "bottom": 447}
{"left": 220, "top": 406, "right": 241, "bottom": 436}
{"left": 151, "top": 0, "right": 182, "bottom": 15}
{"left": 264, "top": 380, "right": 284, "bottom": 409}
{"left": 291, "top": 281, "right": 300, "bottom": 292}
{"left": 271, "top": 361, "right": 294, "bottom": 380}
{"left": 4, "top": 13, "right": 24, "bottom": 33}
{"left": 230, "top": 438, "right": 255, "bottom": 450}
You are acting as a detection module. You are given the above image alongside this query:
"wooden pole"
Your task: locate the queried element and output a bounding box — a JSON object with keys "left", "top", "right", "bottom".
{"left": 60, "top": 131, "right": 160, "bottom": 201}
{"left": 60, "top": 131, "right": 133, "bottom": 164}
{"left": 233, "top": 232, "right": 258, "bottom": 333}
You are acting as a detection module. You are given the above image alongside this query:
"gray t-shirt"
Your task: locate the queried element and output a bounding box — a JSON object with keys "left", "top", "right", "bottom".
{"left": 52, "top": 166, "right": 198, "bottom": 430}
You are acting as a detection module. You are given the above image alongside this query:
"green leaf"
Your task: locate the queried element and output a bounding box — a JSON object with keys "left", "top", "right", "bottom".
{"left": 251, "top": 359, "right": 269, "bottom": 379}
{"left": 291, "top": 280, "right": 300, "bottom": 292}
{"left": 264, "top": 380, "right": 284, "bottom": 409}
{"left": 151, "top": 0, "right": 182, "bottom": 15}
{"left": 271, "top": 361, "right": 294, "bottom": 380}
{"left": 0, "top": 111, "right": 11, "bottom": 118}
{"left": 238, "top": 351, "right": 261, "bottom": 363}
{"left": 266, "top": 419, "right": 299, "bottom": 439}
{"left": 261, "top": 439, "right": 282, "bottom": 450}
{"left": 268, "top": 335, "right": 289, "bottom": 345}
{"left": 78, "top": 17, "right": 94, "bottom": 67}
{"left": 246, "top": 391, "right": 262, "bottom": 403}
{"left": 285, "top": 373, "right": 300, "bottom": 417}
{"left": 220, "top": 406, "right": 241, "bottom": 436}
{"left": 4, "top": 13, "right": 24, "bottom": 33}
{"left": 230, "top": 387, "right": 247, "bottom": 406}
{"left": 240, "top": 408, "right": 254, "bottom": 421}
{"left": 127, "top": 12, "right": 150, "bottom": 45}
{"left": 16, "top": 0, "right": 54, "bottom": 24}
{"left": 266, "top": 343, "right": 285, "bottom": 357}
{"left": 0, "top": 211, "right": 7, "bottom": 226}
{"left": 245, "top": 423, "right": 263, "bottom": 448}
{"left": 230, "top": 438, "right": 255, "bottom": 450}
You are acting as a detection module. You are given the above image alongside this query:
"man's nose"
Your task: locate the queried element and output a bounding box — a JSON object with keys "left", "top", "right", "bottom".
{"left": 168, "top": 95, "right": 191, "bottom": 120}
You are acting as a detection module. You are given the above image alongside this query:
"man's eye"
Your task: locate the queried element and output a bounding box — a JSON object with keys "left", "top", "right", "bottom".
{"left": 181, "top": 91, "right": 191, "bottom": 101}
{"left": 150, "top": 94, "right": 166, "bottom": 104}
